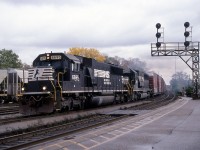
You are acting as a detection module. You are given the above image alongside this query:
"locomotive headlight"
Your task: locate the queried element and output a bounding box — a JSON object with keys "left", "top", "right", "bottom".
{"left": 42, "top": 86, "right": 47, "bottom": 91}
{"left": 21, "top": 87, "right": 25, "bottom": 91}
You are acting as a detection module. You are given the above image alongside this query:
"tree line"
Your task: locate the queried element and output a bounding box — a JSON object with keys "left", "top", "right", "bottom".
{"left": 0, "top": 49, "right": 30, "bottom": 69}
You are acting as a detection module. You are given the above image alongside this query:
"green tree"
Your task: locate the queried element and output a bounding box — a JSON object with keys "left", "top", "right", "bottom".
{"left": 185, "top": 86, "right": 193, "bottom": 97}
{"left": 0, "top": 49, "right": 23, "bottom": 69}
{"left": 170, "top": 71, "right": 191, "bottom": 94}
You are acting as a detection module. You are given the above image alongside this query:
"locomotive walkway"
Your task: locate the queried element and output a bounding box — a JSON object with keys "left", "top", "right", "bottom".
{"left": 28, "top": 96, "right": 200, "bottom": 150}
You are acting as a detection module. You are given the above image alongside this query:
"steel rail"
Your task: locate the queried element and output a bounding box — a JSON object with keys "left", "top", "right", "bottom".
{"left": 0, "top": 114, "right": 130, "bottom": 150}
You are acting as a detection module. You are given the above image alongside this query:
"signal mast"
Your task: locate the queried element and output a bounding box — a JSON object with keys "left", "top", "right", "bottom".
{"left": 151, "top": 22, "right": 199, "bottom": 99}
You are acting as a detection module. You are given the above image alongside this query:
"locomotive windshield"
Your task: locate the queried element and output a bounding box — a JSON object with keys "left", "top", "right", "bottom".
{"left": 34, "top": 61, "right": 66, "bottom": 70}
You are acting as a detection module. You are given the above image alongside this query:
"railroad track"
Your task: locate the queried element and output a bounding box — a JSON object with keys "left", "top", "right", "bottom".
{"left": 0, "top": 93, "right": 173, "bottom": 125}
{"left": 0, "top": 95, "right": 173, "bottom": 125}
{"left": 0, "top": 114, "right": 131, "bottom": 150}
{"left": 0, "top": 94, "right": 159, "bottom": 125}
{"left": 0, "top": 99, "right": 146, "bottom": 125}
{"left": 0, "top": 106, "right": 19, "bottom": 115}
{"left": 127, "top": 92, "right": 176, "bottom": 110}
{"left": 0, "top": 92, "right": 176, "bottom": 149}
{"left": 0, "top": 103, "right": 18, "bottom": 107}
{"left": 0, "top": 94, "right": 153, "bottom": 125}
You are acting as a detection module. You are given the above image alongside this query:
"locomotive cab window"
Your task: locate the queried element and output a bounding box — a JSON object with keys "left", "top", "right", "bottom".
{"left": 72, "top": 62, "right": 80, "bottom": 72}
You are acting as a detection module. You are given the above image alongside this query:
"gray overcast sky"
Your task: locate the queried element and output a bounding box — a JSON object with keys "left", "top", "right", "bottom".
{"left": 1, "top": 0, "right": 200, "bottom": 84}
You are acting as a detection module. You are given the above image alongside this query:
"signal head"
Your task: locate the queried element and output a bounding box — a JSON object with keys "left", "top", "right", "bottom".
{"left": 184, "top": 31, "right": 190, "bottom": 37}
{"left": 184, "top": 22, "right": 190, "bottom": 28}
{"left": 156, "top": 32, "right": 161, "bottom": 38}
{"left": 156, "top": 42, "right": 161, "bottom": 48}
{"left": 184, "top": 41, "right": 190, "bottom": 47}
{"left": 156, "top": 23, "right": 161, "bottom": 29}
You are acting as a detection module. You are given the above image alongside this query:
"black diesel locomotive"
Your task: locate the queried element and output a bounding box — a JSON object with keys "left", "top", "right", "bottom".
{"left": 19, "top": 52, "right": 162, "bottom": 115}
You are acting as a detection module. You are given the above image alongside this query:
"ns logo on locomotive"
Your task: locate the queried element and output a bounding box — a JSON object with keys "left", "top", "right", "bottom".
{"left": 19, "top": 52, "right": 166, "bottom": 115}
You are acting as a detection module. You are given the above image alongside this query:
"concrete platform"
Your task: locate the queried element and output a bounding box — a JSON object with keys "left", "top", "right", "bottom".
{"left": 29, "top": 97, "right": 200, "bottom": 150}
{"left": 91, "top": 97, "right": 200, "bottom": 150}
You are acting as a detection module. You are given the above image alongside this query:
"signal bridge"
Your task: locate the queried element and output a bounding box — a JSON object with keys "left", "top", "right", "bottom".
{"left": 151, "top": 22, "right": 199, "bottom": 99}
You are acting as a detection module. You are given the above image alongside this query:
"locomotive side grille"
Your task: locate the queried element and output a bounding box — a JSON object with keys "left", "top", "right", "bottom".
{"left": 28, "top": 67, "right": 54, "bottom": 81}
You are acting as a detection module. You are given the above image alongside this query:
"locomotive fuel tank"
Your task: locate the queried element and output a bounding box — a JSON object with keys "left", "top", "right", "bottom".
{"left": 91, "top": 95, "right": 114, "bottom": 106}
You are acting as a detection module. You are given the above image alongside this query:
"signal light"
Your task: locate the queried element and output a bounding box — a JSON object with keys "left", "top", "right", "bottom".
{"left": 184, "top": 22, "right": 190, "bottom": 28}
{"left": 184, "top": 22, "right": 190, "bottom": 48}
{"left": 184, "top": 31, "right": 190, "bottom": 37}
{"left": 156, "top": 32, "right": 161, "bottom": 38}
{"left": 155, "top": 23, "right": 162, "bottom": 48}
{"left": 184, "top": 41, "right": 190, "bottom": 47}
{"left": 156, "top": 23, "right": 161, "bottom": 29}
{"left": 156, "top": 42, "right": 161, "bottom": 48}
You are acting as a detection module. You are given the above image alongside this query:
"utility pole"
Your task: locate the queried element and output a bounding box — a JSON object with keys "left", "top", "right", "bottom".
{"left": 151, "top": 22, "right": 199, "bottom": 99}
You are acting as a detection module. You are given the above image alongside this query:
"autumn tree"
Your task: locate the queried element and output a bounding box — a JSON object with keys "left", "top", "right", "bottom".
{"left": 0, "top": 49, "right": 23, "bottom": 69}
{"left": 67, "top": 47, "right": 106, "bottom": 62}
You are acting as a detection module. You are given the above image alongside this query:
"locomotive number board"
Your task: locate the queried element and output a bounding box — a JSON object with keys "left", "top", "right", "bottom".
{"left": 40, "top": 55, "right": 62, "bottom": 61}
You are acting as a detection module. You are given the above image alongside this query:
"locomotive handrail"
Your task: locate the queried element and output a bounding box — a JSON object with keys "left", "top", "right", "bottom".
{"left": 131, "top": 80, "right": 134, "bottom": 91}
{"left": 18, "top": 83, "right": 21, "bottom": 95}
{"left": 50, "top": 80, "right": 56, "bottom": 101}
{"left": 126, "top": 83, "right": 132, "bottom": 95}
{"left": 57, "top": 71, "right": 66, "bottom": 98}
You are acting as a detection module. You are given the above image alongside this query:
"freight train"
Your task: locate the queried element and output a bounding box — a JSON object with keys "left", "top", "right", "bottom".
{"left": 149, "top": 72, "right": 166, "bottom": 96}
{"left": 0, "top": 69, "right": 28, "bottom": 103}
{"left": 19, "top": 52, "right": 166, "bottom": 115}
